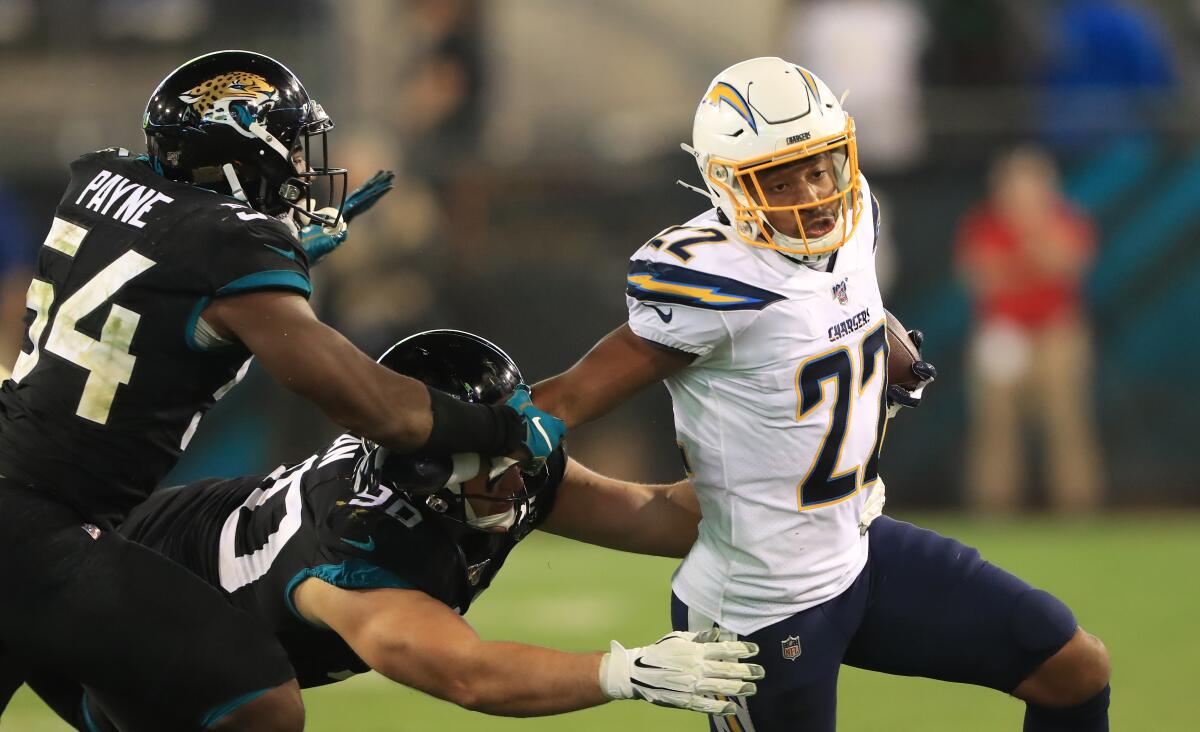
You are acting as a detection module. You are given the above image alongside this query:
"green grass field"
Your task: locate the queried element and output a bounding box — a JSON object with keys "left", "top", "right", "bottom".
{"left": 4, "top": 513, "right": 1196, "bottom": 731}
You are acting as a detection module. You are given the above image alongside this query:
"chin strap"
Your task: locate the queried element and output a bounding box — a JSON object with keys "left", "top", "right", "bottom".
{"left": 678, "top": 142, "right": 720, "bottom": 206}
{"left": 221, "top": 164, "right": 248, "bottom": 202}
{"left": 675, "top": 179, "right": 713, "bottom": 199}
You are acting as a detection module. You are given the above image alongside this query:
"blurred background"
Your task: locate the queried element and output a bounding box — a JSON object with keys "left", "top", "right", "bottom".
{"left": 1, "top": 0, "right": 1197, "bottom": 729}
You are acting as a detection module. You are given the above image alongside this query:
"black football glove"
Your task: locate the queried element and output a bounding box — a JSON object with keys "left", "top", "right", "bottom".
{"left": 886, "top": 329, "right": 936, "bottom": 417}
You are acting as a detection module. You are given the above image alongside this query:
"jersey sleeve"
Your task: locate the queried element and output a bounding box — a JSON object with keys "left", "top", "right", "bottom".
{"left": 626, "top": 257, "right": 783, "bottom": 357}
{"left": 203, "top": 208, "right": 312, "bottom": 299}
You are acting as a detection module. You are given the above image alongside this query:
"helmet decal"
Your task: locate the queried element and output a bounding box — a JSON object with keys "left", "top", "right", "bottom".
{"left": 144, "top": 51, "right": 347, "bottom": 223}
{"left": 705, "top": 82, "right": 758, "bottom": 134}
{"left": 178, "top": 72, "right": 277, "bottom": 137}
{"left": 793, "top": 65, "right": 822, "bottom": 105}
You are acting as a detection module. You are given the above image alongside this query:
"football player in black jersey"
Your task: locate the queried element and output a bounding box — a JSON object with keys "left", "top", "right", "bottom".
{"left": 0, "top": 52, "right": 564, "bottom": 731}
{"left": 24, "top": 330, "right": 763, "bottom": 729}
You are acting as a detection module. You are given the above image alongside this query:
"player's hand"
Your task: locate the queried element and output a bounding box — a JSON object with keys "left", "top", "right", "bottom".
{"left": 600, "top": 629, "right": 763, "bottom": 716}
{"left": 342, "top": 170, "right": 395, "bottom": 223}
{"left": 887, "top": 329, "right": 936, "bottom": 418}
{"left": 295, "top": 171, "right": 394, "bottom": 264}
{"left": 298, "top": 212, "right": 348, "bottom": 264}
{"left": 858, "top": 483, "right": 886, "bottom": 535}
{"left": 504, "top": 384, "right": 566, "bottom": 469}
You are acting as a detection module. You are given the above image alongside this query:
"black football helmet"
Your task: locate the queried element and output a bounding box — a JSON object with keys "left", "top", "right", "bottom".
{"left": 143, "top": 50, "right": 347, "bottom": 227}
{"left": 356, "top": 330, "right": 552, "bottom": 536}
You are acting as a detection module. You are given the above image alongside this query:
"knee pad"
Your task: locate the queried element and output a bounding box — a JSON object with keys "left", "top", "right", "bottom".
{"left": 1010, "top": 589, "right": 1077, "bottom": 656}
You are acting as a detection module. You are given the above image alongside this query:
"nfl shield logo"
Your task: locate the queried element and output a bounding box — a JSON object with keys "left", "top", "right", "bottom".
{"left": 832, "top": 279, "right": 849, "bottom": 305}
{"left": 781, "top": 635, "right": 801, "bottom": 661}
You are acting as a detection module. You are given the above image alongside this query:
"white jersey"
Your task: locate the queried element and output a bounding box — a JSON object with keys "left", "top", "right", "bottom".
{"left": 626, "top": 178, "right": 887, "bottom": 634}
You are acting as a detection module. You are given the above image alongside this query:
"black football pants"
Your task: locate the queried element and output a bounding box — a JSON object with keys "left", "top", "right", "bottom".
{"left": 0, "top": 478, "right": 296, "bottom": 731}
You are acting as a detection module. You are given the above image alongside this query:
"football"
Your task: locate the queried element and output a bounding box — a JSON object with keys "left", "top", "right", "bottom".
{"left": 886, "top": 309, "right": 922, "bottom": 390}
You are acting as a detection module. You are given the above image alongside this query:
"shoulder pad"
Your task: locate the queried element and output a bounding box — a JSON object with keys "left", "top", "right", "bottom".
{"left": 71, "top": 147, "right": 131, "bottom": 168}
{"left": 209, "top": 201, "right": 296, "bottom": 237}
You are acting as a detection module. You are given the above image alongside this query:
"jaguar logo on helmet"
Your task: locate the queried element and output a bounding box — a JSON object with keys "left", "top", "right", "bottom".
{"left": 178, "top": 72, "right": 277, "bottom": 139}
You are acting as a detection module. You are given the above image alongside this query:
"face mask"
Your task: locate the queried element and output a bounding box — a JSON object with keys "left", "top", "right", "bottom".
{"left": 466, "top": 506, "right": 517, "bottom": 532}
{"left": 455, "top": 482, "right": 518, "bottom": 531}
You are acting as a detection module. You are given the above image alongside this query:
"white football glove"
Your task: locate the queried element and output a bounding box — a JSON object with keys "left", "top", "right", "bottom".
{"left": 858, "top": 483, "right": 886, "bottom": 535}
{"left": 599, "top": 629, "right": 763, "bottom": 716}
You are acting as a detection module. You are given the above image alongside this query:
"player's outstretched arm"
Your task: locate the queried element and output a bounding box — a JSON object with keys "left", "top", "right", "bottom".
{"left": 533, "top": 324, "right": 694, "bottom": 429}
{"left": 293, "top": 581, "right": 761, "bottom": 718}
{"left": 203, "top": 291, "right": 532, "bottom": 457}
{"left": 541, "top": 457, "right": 700, "bottom": 558}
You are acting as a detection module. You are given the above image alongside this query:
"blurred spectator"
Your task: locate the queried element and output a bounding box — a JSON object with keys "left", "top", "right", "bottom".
{"left": 1036, "top": 0, "right": 1176, "bottom": 155}
{"left": 783, "top": 0, "right": 929, "bottom": 172}
{"left": 398, "top": 0, "right": 491, "bottom": 274}
{"left": 400, "top": 0, "right": 485, "bottom": 179}
{"left": 956, "top": 147, "right": 1103, "bottom": 514}
{"left": 0, "top": 183, "right": 32, "bottom": 370}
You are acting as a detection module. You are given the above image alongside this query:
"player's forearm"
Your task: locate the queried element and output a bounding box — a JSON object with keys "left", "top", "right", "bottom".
{"left": 596, "top": 481, "right": 699, "bottom": 557}
{"left": 214, "top": 292, "right": 438, "bottom": 451}
{"left": 264, "top": 321, "right": 519, "bottom": 456}
{"left": 533, "top": 368, "right": 627, "bottom": 430}
{"left": 381, "top": 642, "right": 609, "bottom": 716}
{"left": 284, "top": 329, "right": 435, "bottom": 451}
{"left": 532, "top": 326, "right": 639, "bottom": 428}
{"left": 544, "top": 460, "right": 700, "bottom": 557}
{"left": 535, "top": 324, "right": 691, "bottom": 428}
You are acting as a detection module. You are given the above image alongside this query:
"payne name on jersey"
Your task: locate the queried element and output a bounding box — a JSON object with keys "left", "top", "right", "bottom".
{"left": 75, "top": 169, "right": 174, "bottom": 228}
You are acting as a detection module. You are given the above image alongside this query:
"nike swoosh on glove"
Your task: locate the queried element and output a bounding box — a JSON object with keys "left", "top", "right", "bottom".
{"left": 599, "top": 629, "right": 764, "bottom": 716}
{"left": 504, "top": 384, "right": 566, "bottom": 469}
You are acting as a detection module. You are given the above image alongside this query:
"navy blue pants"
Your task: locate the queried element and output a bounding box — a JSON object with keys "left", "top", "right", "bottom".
{"left": 672, "top": 517, "right": 1078, "bottom": 732}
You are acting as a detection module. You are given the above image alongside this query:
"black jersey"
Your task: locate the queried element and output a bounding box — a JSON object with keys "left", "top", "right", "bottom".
{"left": 0, "top": 148, "right": 310, "bottom": 526}
{"left": 119, "top": 435, "right": 565, "bottom": 688}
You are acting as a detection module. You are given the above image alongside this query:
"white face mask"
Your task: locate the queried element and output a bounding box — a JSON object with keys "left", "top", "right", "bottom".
{"left": 465, "top": 505, "right": 517, "bottom": 532}
{"left": 452, "top": 482, "right": 518, "bottom": 532}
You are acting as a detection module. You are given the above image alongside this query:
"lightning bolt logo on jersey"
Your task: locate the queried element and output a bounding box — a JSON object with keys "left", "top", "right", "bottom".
{"left": 625, "top": 176, "right": 886, "bottom": 635}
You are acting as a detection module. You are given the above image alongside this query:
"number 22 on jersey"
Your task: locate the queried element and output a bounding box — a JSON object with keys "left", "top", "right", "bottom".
{"left": 10, "top": 217, "right": 155, "bottom": 424}
{"left": 794, "top": 322, "right": 888, "bottom": 510}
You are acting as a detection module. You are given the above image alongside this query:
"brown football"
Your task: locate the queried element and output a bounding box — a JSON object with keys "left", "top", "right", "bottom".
{"left": 886, "top": 309, "right": 922, "bottom": 390}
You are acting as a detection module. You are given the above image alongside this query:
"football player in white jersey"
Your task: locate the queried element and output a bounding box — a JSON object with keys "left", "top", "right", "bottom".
{"left": 533, "top": 58, "right": 1111, "bottom": 731}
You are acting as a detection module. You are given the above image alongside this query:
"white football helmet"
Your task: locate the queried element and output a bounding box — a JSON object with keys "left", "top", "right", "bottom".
{"left": 684, "top": 57, "right": 862, "bottom": 258}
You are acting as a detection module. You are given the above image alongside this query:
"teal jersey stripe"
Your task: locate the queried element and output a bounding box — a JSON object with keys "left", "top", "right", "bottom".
{"left": 284, "top": 559, "right": 415, "bottom": 626}
{"left": 217, "top": 269, "right": 311, "bottom": 297}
